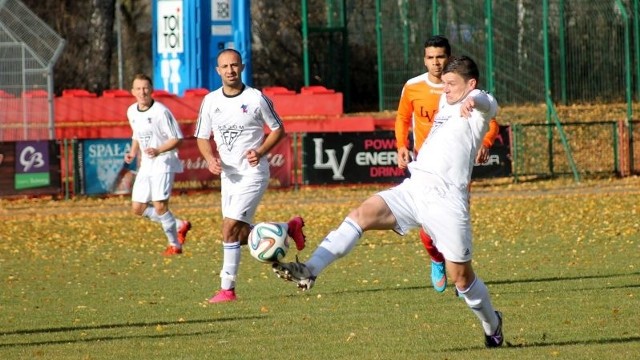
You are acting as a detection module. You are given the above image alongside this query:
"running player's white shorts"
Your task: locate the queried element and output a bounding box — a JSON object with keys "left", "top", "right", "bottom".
{"left": 377, "top": 176, "right": 472, "bottom": 262}
{"left": 131, "top": 172, "right": 175, "bottom": 203}
{"left": 220, "top": 172, "right": 269, "bottom": 224}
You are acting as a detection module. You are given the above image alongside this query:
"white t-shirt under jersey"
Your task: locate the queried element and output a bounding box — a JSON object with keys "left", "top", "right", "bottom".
{"left": 193, "top": 85, "right": 283, "bottom": 176}
{"left": 126, "top": 100, "right": 184, "bottom": 176}
{"left": 408, "top": 89, "right": 498, "bottom": 190}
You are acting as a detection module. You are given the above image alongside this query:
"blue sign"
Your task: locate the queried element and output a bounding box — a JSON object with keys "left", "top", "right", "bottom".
{"left": 152, "top": 0, "right": 252, "bottom": 95}
{"left": 81, "top": 139, "right": 137, "bottom": 195}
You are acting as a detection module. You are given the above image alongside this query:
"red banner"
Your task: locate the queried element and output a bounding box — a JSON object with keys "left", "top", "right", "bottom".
{"left": 174, "top": 136, "right": 292, "bottom": 190}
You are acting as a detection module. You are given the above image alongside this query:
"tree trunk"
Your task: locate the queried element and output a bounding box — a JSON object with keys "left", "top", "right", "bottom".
{"left": 84, "top": 0, "right": 116, "bottom": 94}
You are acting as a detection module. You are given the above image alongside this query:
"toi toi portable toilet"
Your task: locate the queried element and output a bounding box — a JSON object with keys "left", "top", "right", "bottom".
{"left": 152, "top": 0, "right": 252, "bottom": 96}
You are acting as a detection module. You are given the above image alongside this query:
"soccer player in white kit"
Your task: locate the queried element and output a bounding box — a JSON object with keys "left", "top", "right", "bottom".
{"left": 124, "top": 74, "right": 191, "bottom": 256}
{"left": 195, "top": 49, "right": 306, "bottom": 303}
{"left": 273, "top": 56, "right": 504, "bottom": 348}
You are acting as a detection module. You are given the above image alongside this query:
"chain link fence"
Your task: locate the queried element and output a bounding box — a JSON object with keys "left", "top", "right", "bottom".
{"left": 512, "top": 122, "right": 621, "bottom": 179}
{"left": 377, "top": 0, "right": 637, "bottom": 110}
{"left": 0, "top": 0, "right": 65, "bottom": 141}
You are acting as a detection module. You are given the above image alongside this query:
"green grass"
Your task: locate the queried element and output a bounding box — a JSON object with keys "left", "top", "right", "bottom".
{"left": 1, "top": 179, "right": 639, "bottom": 359}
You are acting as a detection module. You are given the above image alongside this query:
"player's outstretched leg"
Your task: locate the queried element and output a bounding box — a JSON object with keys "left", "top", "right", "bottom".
{"left": 484, "top": 311, "right": 504, "bottom": 348}
{"left": 420, "top": 229, "right": 446, "bottom": 292}
{"left": 272, "top": 261, "right": 315, "bottom": 291}
{"left": 287, "top": 216, "right": 306, "bottom": 251}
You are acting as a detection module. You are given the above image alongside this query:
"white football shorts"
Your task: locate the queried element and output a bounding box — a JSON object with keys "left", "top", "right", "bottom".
{"left": 131, "top": 172, "right": 175, "bottom": 203}
{"left": 220, "top": 172, "right": 269, "bottom": 224}
{"left": 377, "top": 177, "right": 473, "bottom": 262}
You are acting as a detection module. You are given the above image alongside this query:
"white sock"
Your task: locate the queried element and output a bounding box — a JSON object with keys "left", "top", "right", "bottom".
{"left": 145, "top": 206, "right": 184, "bottom": 230}
{"left": 143, "top": 206, "right": 161, "bottom": 222}
{"left": 458, "top": 277, "right": 499, "bottom": 335}
{"left": 221, "top": 241, "right": 241, "bottom": 290}
{"left": 306, "top": 217, "right": 362, "bottom": 276}
{"left": 158, "top": 210, "right": 179, "bottom": 247}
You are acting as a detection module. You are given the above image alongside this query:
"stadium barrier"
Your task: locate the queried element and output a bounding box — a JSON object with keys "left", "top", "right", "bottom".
{"left": 0, "top": 81, "right": 634, "bottom": 198}
{"left": 302, "top": 129, "right": 511, "bottom": 185}
{"left": 0, "top": 86, "right": 345, "bottom": 142}
{"left": 0, "top": 140, "right": 62, "bottom": 197}
{"left": 2, "top": 119, "right": 636, "bottom": 199}
{"left": 0, "top": 126, "right": 512, "bottom": 199}
{"left": 512, "top": 122, "right": 629, "bottom": 179}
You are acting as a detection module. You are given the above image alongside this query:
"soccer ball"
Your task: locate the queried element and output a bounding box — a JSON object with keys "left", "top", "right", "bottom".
{"left": 248, "top": 222, "right": 289, "bottom": 263}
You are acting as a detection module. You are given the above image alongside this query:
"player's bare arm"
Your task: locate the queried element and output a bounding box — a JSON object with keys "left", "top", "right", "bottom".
{"left": 476, "top": 119, "right": 500, "bottom": 164}
{"left": 394, "top": 111, "right": 412, "bottom": 169}
{"left": 246, "top": 127, "right": 285, "bottom": 167}
{"left": 475, "top": 146, "right": 490, "bottom": 164}
{"left": 144, "top": 138, "right": 182, "bottom": 158}
{"left": 397, "top": 147, "right": 411, "bottom": 169}
{"left": 124, "top": 139, "right": 140, "bottom": 164}
{"left": 196, "top": 138, "right": 222, "bottom": 175}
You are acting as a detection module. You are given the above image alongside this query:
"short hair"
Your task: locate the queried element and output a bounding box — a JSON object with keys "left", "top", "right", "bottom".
{"left": 132, "top": 73, "right": 153, "bottom": 88}
{"left": 424, "top": 35, "right": 451, "bottom": 57}
{"left": 443, "top": 55, "right": 479, "bottom": 82}
{"left": 216, "top": 48, "right": 242, "bottom": 63}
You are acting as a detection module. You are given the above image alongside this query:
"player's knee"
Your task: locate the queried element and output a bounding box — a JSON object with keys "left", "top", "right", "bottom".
{"left": 347, "top": 207, "right": 369, "bottom": 231}
{"left": 447, "top": 263, "right": 475, "bottom": 290}
{"left": 131, "top": 204, "right": 145, "bottom": 216}
{"left": 153, "top": 202, "right": 169, "bottom": 215}
{"left": 222, "top": 219, "right": 250, "bottom": 241}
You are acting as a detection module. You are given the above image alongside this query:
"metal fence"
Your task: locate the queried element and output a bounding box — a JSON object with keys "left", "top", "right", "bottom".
{"left": 377, "top": 0, "right": 639, "bottom": 111}
{"left": 512, "top": 122, "right": 621, "bottom": 179}
{"left": 0, "top": 0, "right": 65, "bottom": 141}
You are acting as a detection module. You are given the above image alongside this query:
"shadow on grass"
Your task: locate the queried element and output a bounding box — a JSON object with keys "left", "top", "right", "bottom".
{"left": 276, "top": 270, "right": 640, "bottom": 297}
{"left": 505, "top": 336, "right": 640, "bottom": 348}
{"left": 0, "top": 314, "right": 265, "bottom": 348}
{"left": 441, "top": 335, "right": 640, "bottom": 352}
{"left": 485, "top": 270, "right": 640, "bottom": 286}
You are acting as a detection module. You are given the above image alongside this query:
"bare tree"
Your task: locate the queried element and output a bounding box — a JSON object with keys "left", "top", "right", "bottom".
{"left": 19, "top": 0, "right": 380, "bottom": 110}
{"left": 22, "top": 0, "right": 116, "bottom": 94}
{"left": 85, "top": 0, "right": 116, "bottom": 94}
{"left": 114, "top": 0, "right": 152, "bottom": 88}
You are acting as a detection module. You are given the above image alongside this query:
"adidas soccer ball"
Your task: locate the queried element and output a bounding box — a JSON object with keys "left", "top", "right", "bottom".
{"left": 248, "top": 222, "right": 289, "bottom": 263}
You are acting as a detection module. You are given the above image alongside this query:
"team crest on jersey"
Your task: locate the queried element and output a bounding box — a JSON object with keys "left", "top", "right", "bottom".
{"left": 221, "top": 129, "right": 242, "bottom": 150}
{"left": 431, "top": 112, "right": 448, "bottom": 134}
{"left": 241, "top": 104, "right": 248, "bottom": 113}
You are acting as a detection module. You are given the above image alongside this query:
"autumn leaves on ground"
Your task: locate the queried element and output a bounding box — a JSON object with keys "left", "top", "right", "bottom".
{"left": 0, "top": 177, "right": 639, "bottom": 359}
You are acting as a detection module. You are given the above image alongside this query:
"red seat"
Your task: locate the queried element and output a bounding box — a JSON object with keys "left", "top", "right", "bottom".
{"left": 0, "top": 90, "right": 16, "bottom": 98}
{"left": 262, "top": 86, "right": 296, "bottom": 96}
{"left": 184, "top": 88, "right": 209, "bottom": 97}
{"left": 103, "top": 89, "right": 133, "bottom": 98}
{"left": 62, "top": 89, "right": 97, "bottom": 97}
{"left": 152, "top": 89, "right": 176, "bottom": 97}
{"left": 22, "top": 89, "right": 49, "bottom": 98}
{"left": 300, "top": 86, "right": 335, "bottom": 95}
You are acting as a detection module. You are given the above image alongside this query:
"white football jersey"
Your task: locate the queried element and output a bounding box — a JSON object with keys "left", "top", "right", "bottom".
{"left": 126, "top": 100, "right": 184, "bottom": 175}
{"left": 409, "top": 89, "right": 497, "bottom": 189}
{"left": 194, "top": 85, "right": 283, "bottom": 175}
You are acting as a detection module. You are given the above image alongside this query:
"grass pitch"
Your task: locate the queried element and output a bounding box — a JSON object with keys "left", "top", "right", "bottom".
{"left": 1, "top": 177, "right": 639, "bottom": 359}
